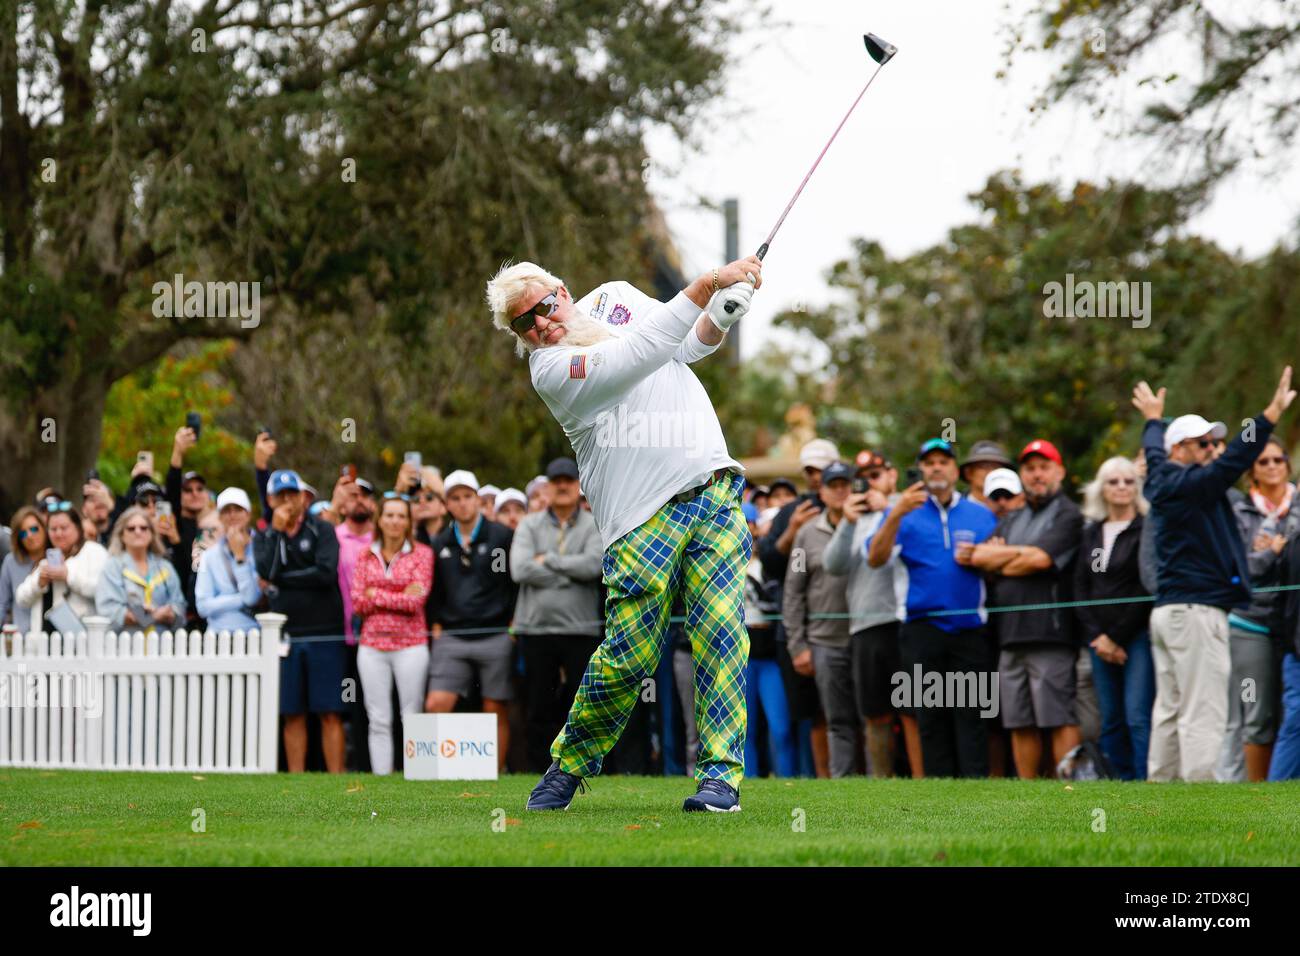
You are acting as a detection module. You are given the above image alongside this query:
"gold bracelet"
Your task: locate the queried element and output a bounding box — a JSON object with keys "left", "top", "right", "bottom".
{"left": 712, "top": 268, "right": 719, "bottom": 294}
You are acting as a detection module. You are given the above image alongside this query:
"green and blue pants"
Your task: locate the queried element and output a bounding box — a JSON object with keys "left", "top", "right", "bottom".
{"left": 551, "top": 472, "right": 751, "bottom": 787}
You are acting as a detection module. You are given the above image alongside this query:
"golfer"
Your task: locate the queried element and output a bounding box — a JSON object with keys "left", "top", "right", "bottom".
{"left": 486, "top": 255, "right": 761, "bottom": 811}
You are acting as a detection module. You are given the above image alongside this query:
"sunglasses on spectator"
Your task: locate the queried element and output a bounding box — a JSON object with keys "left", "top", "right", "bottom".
{"left": 382, "top": 491, "right": 411, "bottom": 502}
{"left": 43, "top": 500, "right": 73, "bottom": 513}
{"left": 1105, "top": 477, "right": 1137, "bottom": 486}
{"left": 1183, "top": 439, "right": 1214, "bottom": 449}
{"left": 415, "top": 492, "right": 439, "bottom": 503}
{"left": 125, "top": 524, "right": 151, "bottom": 533}
{"left": 510, "top": 289, "right": 560, "bottom": 335}
{"left": 1257, "top": 456, "right": 1289, "bottom": 466}
{"left": 17, "top": 526, "right": 43, "bottom": 541}
{"left": 865, "top": 470, "right": 884, "bottom": 481}
{"left": 988, "top": 491, "right": 1015, "bottom": 501}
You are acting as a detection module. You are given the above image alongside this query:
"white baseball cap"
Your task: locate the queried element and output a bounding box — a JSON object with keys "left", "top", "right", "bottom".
{"left": 496, "top": 488, "right": 527, "bottom": 510}
{"left": 1164, "top": 415, "right": 1227, "bottom": 453}
{"left": 216, "top": 487, "right": 252, "bottom": 512}
{"left": 479, "top": 484, "right": 501, "bottom": 498}
{"left": 443, "top": 469, "right": 480, "bottom": 494}
{"left": 983, "top": 468, "right": 1023, "bottom": 498}
{"left": 799, "top": 438, "right": 840, "bottom": 471}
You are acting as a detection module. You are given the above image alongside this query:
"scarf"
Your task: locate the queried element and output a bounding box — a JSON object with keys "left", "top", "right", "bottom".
{"left": 1250, "top": 482, "right": 1295, "bottom": 519}
{"left": 123, "top": 561, "right": 171, "bottom": 606}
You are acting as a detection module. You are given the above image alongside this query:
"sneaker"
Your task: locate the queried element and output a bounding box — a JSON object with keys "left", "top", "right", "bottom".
{"left": 526, "top": 761, "right": 588, "bottom": 811}
{"left": 682, "top": 778, "right": 741, "bottom": 813}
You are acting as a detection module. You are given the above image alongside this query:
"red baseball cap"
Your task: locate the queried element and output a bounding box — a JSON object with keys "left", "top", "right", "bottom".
{"left": 1019, "top": 439, "right": 1063, "bottom": 466}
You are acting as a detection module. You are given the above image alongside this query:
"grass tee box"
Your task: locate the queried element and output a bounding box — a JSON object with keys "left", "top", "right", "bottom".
{"left": 2, "top": 771, "right": 1298, "bottom": 866}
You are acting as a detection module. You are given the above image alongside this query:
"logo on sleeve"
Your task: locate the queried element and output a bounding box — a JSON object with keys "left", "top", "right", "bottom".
{"left": 608, "top": 303, "right": 631, "bottom": 326}
{"left": 589, "top": 292, "right": 608, "bottom": 320}
{"left": 569, "top": 354, "right": 587, "bottom": 379}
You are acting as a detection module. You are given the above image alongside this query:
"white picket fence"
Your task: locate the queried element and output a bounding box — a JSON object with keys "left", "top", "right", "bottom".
{"left": 0, "top": 613, "right": 285, "bottom": 773}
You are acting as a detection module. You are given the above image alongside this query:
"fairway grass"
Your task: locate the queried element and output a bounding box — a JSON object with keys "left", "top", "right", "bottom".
{"left": 2, "top": 770, "right": 1297, "bottom": 866}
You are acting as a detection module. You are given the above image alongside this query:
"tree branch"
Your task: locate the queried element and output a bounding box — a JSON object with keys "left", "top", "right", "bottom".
{"left": 108, "top": 320, "right": 258, "bottom": 382}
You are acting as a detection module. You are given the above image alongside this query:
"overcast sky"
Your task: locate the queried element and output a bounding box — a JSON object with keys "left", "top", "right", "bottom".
{"left": 645, "top": 0, "right": 1300, "bottom": 360}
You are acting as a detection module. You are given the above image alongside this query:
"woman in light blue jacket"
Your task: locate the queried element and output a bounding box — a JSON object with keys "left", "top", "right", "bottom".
{"left": 194, "top": 488, "right": 263, "bottom": 633}
{"left": 95, "top": 507, "right": 187, "bottom": 632}
{"left": 1, "top": 507, "right": 48, "bottom": 634}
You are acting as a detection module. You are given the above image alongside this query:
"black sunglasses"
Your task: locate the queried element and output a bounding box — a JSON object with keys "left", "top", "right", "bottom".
{"left": 509, "top": 288, "right": 560, "bottom": 335}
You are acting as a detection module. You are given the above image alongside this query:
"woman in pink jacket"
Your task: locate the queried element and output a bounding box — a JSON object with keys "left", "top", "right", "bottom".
{"left": 351, "top": 492, "right": 435, "bottom": 775}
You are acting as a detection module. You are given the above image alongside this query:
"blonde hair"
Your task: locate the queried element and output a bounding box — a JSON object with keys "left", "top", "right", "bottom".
{"left": 485, "top": 261, "right": 565, "bottom": 356}
{"left": 1081, "top": 456, "right": 1149, "bottom": 522}
{"left": 108, "top": 506, "right": 167, "bottom": 556}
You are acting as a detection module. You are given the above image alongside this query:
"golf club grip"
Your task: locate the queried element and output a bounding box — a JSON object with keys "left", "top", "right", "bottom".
{"left": 723, "top": 244, "right": 768, "bottom": 314}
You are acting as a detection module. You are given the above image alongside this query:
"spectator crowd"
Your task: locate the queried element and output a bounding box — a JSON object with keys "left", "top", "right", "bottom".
{"left": 3, "top": 366, "right": 1300, "bottom": 783}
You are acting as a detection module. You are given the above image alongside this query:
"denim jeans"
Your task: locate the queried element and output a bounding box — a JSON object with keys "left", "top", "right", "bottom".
{"left": 744, "top": 657, "right": 797, "bottom": 778}
{"left": 1267, "top": 652, "right": 1300, "bottom": 781}
{"left": 1089, "top": 632, "right": 1155, "bottom": 780}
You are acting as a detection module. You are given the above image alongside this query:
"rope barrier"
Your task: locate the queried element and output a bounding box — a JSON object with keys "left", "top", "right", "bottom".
{"left": 271, "top": 583, "right": 1300, "bottom": 643}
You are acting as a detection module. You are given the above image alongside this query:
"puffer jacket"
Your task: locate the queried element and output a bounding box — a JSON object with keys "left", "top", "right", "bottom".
{"left": 15, "top": 540, "right": 110, "bottom": 625}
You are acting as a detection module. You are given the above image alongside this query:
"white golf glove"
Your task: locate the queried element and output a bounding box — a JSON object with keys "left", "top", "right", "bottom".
{"left": 705, "top": 276, "right": 756, "bottom": 333}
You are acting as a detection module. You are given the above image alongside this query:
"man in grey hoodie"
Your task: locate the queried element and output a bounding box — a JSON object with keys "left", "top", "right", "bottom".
{"left": 822, "top": 452, "right": 907, "bottom": 776}
{"left": 510, "top": 457, "right": 605, "bottom": 772}
{"left": 784, "top": 461, "right": 855, "bottom": 776}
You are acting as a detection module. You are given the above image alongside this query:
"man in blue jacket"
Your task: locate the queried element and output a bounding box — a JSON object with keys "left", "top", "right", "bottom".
{"left": 1134, "top": 366, "right": 1295, "bottom": 781}
{"left": 868, "top": 438, "right": 999, "bottom": 777}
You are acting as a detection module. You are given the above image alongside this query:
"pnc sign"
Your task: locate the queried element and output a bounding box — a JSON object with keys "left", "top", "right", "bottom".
{"left": 401, "top": 713, "right": 498, "bottom": 781}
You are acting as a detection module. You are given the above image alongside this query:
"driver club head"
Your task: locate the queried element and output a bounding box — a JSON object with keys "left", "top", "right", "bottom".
{"left": 864, "top": 33, "right": 897, "bottom": 65}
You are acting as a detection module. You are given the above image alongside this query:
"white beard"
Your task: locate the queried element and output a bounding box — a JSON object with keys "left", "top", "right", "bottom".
{"left": 533, "top": 314, "right": 614, "bottom": 350}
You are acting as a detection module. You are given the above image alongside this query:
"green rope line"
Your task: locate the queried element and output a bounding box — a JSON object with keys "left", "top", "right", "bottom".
{"left": 245, "top": 584, "right": 1300, "bottom": 643}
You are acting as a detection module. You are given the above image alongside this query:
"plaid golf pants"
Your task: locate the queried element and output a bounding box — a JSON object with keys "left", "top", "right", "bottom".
{"left": 552, "top": 472, "right": 751, "bottom": 787}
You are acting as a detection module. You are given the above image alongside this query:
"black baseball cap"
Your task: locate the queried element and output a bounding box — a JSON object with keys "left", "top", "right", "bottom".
{"left": 133, "top": 480, "right": 165, "bottom": 501}
{"left": 768, "top": 478, "right": 798, "bottom": 496}
{"left": 545, "top": 457, "right": 580, "bottom": 480}
{"left": 181, "top": 470, "right": 206, "bottom": 487}
{"left": 821, "top": 461, "right": 855, "bottom": 484}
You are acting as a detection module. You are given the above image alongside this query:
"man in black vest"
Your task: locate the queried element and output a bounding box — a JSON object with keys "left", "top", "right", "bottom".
{"left": 962, "top": 440, "right": 1083, "bottom": 778}
{"left": 424, "top": 469, "right": 517, "bottom": 771}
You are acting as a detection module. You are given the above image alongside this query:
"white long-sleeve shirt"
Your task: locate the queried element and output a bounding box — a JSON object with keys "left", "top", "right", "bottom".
{"left": 530, "top": 281, "right": 742, "bottom": 550}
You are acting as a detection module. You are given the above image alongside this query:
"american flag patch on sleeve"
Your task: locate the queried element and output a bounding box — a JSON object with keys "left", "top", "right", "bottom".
{"left": 569, "top": 354, "right": 587, "bottom": 379}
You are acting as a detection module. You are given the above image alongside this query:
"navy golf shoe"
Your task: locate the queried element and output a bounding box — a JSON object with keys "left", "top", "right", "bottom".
{"left": 682, "top": 778, "right": 741, "bottom": 813}
{"left": 526, "top": 761, "right": 588, "bottom": 811}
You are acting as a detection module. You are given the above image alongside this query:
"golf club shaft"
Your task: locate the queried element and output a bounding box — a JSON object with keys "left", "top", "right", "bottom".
{"left": 723, "top": 58, "right": 889, "bottom": 314}
{"left": 761, "top": 59, "right": 887, "bottom": 257}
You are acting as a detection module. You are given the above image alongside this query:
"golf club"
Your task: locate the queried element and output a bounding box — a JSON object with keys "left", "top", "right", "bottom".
{"left": 725, "top": 32, "right": 898, "bottom": 313}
